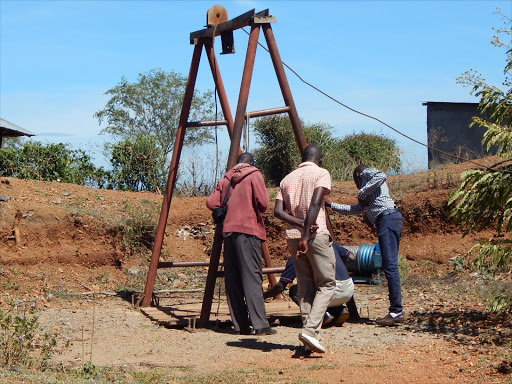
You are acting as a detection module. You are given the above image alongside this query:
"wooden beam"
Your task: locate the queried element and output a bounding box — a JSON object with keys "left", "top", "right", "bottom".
{"left": 190, "top": 9, "right": 271, "bottom": 44}
{"left": 252, "top": 15, "right": 276, "bottom": 24}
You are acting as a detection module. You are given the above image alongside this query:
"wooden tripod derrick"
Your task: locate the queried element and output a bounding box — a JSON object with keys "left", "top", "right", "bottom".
{"left": 140, "top": 6, "right": 309, "bottom": 329}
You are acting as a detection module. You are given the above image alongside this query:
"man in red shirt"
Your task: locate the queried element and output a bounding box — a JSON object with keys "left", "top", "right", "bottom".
{"left": 206, "top": 153, "right": 276, "bottom": 336}
{"left": 274, "top": 145, "right": 335, "bottom": 354}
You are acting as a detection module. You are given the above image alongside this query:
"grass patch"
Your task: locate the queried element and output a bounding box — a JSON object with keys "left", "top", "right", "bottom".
{"left": 119, "top": 200, "right": 158, "bottom": 256}
{"left": 0, "top": 366, "right": 286, "bottom": 384}
{"left": 0, "top": 305, "right": 60, "bottom": 371}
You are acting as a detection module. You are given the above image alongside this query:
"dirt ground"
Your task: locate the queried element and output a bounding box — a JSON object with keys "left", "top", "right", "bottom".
{"left": 0, "top": 158, "right": 511, "bottom": 383}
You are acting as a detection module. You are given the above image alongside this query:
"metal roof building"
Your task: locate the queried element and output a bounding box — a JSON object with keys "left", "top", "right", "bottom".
{"left": 422, "top": 101, "right": 494, "bottom": 168}
{"left": 0, "top": 118, "right": 35, "bottom": 147}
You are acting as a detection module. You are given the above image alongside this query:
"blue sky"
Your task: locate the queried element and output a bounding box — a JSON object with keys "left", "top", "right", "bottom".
{"left": 1, "top": 0, "right": 510, "bottom": 172}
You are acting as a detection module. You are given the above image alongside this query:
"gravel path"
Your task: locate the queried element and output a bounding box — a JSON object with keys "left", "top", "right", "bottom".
{"left": 35, "top": 277, "right": 511, "bottom": 383}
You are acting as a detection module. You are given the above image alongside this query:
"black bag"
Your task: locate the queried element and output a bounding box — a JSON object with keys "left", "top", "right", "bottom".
{"left": 212, "top": 181, "right": 232, "bottom": 225}
{"left": 212, "top": 206, "right": 227, "bottom": 224}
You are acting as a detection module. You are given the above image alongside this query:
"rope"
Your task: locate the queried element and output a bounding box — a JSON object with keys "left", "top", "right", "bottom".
{"left": 246, "top": 113, "right": 250, "bottom": 151}
{"left": 210, "top": 24, "right": 225, "bottom": 316}
{"left": 212, "top": 24, "right": 220, "bottom": 182}
{"left": 241, "top": 27, "right": 511, "bottom": 174}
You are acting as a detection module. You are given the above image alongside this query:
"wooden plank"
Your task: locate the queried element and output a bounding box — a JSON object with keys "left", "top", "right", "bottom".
{"left": 140, "top": 299, "right": 300, "bottom": 328}
{"left": 189, "top": 9, "right": 272, "bottom": 44}
{"left": 252, "top": 16, "right": 276, "bottom": 24}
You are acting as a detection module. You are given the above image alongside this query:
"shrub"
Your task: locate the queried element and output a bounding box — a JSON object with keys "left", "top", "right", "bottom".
{"left": 449, "top": 13, "right": 511, "bottom": 314}
{"left": 0, "top": 304, "right": 59, "bottom": 370}
{"left": 252, "top": 115, "right": 298, "bottom": 186}
{"left": 106, "top": 133, "right": 166, "bottom": 192}
{"left": 120, "top": 200, "right": 158, "bottom": 256}
{"left": 0, "top": 140, "right": 106, "bottom": 187}
{"left": 336, "top": 133, "right": 401, "bottom": 176}
{"left": 253, "top": 115, "right": 401, "bottom": 185}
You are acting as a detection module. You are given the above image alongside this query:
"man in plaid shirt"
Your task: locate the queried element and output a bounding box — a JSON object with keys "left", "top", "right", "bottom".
{"left": 274, "top": 145, "right": 335, "bottom": 354}
{"left": 327, "top": 164, "right": 404, "bottom": 326}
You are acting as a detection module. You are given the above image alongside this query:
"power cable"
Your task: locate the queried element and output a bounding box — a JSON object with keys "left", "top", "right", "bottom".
{"left": 241, "top": 27, "right": 511, "bottom": 174}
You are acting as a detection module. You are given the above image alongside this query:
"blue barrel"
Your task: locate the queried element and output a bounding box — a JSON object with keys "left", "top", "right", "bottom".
{"left": 357, "top": 242, "right": 381, "bottom": 274}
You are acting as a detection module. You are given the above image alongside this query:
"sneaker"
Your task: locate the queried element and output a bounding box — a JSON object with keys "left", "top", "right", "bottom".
{"left": 333, "top": 307, "right": 350, "bottom": 327}
{"left": 322, "top": 311, "right": 335, "bottom": 327}
{"left": 375, "top": 312, "right": 405, "bottom": 326}
{"left": 254, "top": 327, "right": 277, "bottom": 336}
{"left": 298, "top": 333, "right": 325, "bottom": 354}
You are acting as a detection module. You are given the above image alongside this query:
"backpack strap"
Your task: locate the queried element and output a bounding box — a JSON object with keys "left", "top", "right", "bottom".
{"left": 221, "top": 179, "right": 233, "bottom": 208}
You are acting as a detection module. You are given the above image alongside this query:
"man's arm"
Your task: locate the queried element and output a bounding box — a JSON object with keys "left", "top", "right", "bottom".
{"left": 206, "top": 179, "right": 224, "bottom": 211}
{"left": 357, "top": 170, "right": 386, "bottom": 201}
{"left": 329, "top": 202, "right": 364, "bottom": 215}
{"left": 274, "top": 199, "right": 303, "bottom": 227}
{"left": 298, "top": 186, "right": 326, "bottom": 255}
{"left": 252, "top": 171, "right": 268, "bottom": 213}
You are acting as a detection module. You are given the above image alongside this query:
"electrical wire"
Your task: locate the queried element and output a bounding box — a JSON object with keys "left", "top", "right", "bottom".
{"left": 241, "top": 27, "right": 511, "bottom": 174}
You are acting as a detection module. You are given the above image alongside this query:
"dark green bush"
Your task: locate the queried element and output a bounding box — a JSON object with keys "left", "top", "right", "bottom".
{"left": 0, "top": 141, "right": 106, "bottom": 187}
{"left": 253, "top": 115, "right": 401, "bottom": 185}
{"left": 336, "top": 133, "right": 401, "bottom": 176}
{"left": 106, "top": 133, "right": 166, "bottom": 192}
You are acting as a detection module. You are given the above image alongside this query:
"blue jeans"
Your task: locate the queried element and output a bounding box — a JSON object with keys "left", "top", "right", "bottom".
{"left": 376, "top": 211, "right": 403, "bottom": 313}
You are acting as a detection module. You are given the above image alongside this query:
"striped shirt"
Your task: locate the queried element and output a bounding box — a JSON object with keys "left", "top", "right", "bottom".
{"left": 276, "top": 162, "right": 331, "bottom": 239}
{"left": 330, "top": 168, "right": 396, "bottom": 225}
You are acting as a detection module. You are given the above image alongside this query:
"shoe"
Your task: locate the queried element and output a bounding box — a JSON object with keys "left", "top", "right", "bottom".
{"left": 346, "top": 316, "right": 371, "bottom": 324}
{"left": 322, "top": 311, "right": 335, "bottom": 327}
{"left": 303, "top": 345, "right": 313, "bottom": 356}
{"left": 298, "top": 333, "right": 325, "bottom": 354}
{"left": 375, "top": 312, "right": 405, "bottom": 326}
{"left": 239, "top": 328, "right": 253, "bottom": 335}
{"left": 255, "top": 327, "right": 277, "bottom": 336}
{"left": 333, "top": 308, "right": 350, "bottom": 327}
{"left": 263, "top": 282, "right": 285, "bottom": 299}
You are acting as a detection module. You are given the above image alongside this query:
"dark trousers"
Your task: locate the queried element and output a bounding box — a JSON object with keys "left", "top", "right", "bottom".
{"left": 280, "top": 256, "right": 295, "bottom": 285}
{"left": 376, "top": 211, "right": 403, "bottom": 313}
{"left": 223, "top": 233, "right": 270, "bottom": 331}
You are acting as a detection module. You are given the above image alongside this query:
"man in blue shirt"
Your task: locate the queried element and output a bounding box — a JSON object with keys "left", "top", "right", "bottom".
{"left": 264, "top": 243, "right": 360, "bottom": 326}
{"left": 327, "top": 164, "right": 404, "bottom": 326}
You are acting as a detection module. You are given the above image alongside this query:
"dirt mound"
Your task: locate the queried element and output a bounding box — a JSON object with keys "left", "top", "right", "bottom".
{"left": 0, "top": 158, "right": 498, "bottom": 295}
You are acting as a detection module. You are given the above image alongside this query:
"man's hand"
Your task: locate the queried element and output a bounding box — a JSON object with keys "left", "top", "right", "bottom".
{"left": 358, "top": 196, "right": 369, "bottom": 208}
{"left": 362, "top": 213, "right": 375, "bottom": 231}
{"left": 307, "top": 222, "right": 319, "bottom": 234}
{"left": 297, "top": 237, "right": 310, "bottom": 256}
{"left": 297, "top": 186, "right": 325, "bottom": 257}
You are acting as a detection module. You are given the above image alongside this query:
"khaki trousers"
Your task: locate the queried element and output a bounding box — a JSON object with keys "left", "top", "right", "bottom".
{"left": 288, "top": 235, "right": 336, "bottom": 338}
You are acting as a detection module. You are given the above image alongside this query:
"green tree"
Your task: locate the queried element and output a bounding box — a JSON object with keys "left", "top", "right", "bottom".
{"left": 253, "top": 115, "right": 401, "bottom": 185}
{"left": 252, "top": 115, "right": 298, "bottom": 185}
{"left": 107, "top": 134, "right": 165, "bottom": 192}
{"left": 95, "top": 68, "right": 214, "bottom": 190}
{"left": 337, "top": 133, "right": 401, "bottom": 176}
{"left": 448, "top": 13, "right": 511, "bottom": 312}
